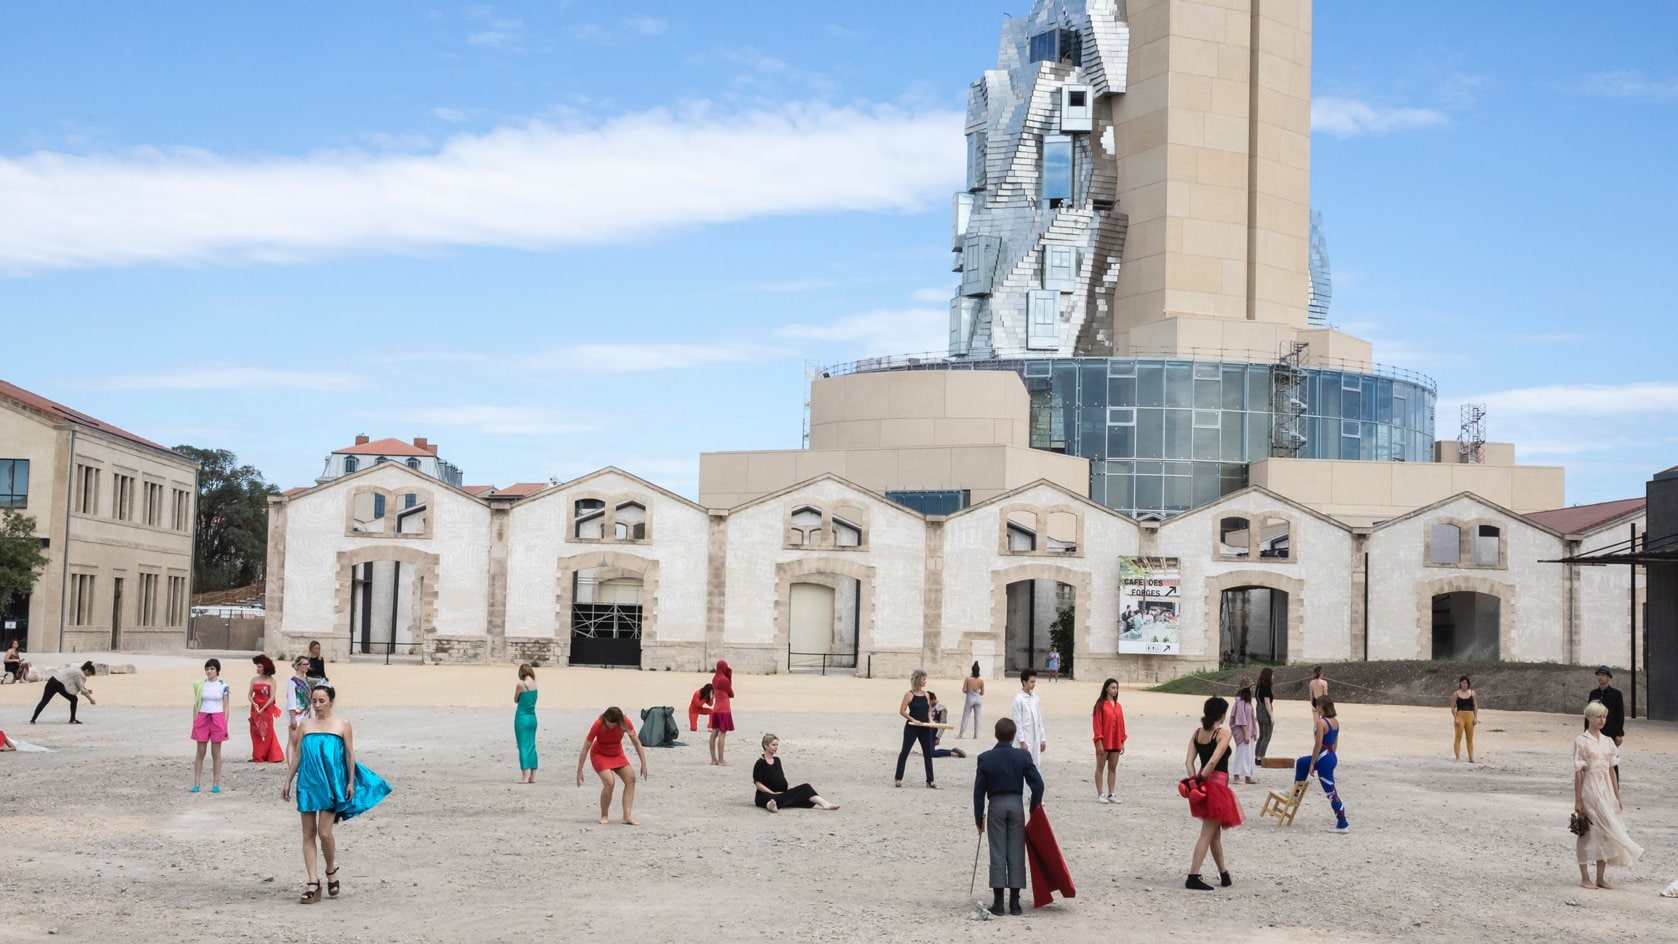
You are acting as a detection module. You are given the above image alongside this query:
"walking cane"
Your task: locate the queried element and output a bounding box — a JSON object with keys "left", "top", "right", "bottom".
{"left": 969, "top": 828, "right": 984, "bottom": 897}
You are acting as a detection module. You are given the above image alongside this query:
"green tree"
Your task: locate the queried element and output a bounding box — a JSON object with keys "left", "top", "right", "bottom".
{"left": 1049, "top": 606, "right": 1076, "bottom": 679}
{"left": 0, "top": 509, "right": 50, "bottom": 608}
{"left": 174, "top": 446, "right": 279, "bottom": 592}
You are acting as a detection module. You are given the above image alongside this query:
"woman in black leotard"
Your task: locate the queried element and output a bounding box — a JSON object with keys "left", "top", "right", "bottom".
{"left": 1183, "top": 696, "right": 1243, "bottom": 890}
{"left": 894, "top": 669, "right": 937, "bottom": 788}
{"left": 753, "top": 734, "right": 838, "bottom": 812}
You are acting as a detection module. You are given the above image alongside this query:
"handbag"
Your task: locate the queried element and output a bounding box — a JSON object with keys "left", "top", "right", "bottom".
{"left": 1569, "top": 811, "right": 1591, "bottom": 836}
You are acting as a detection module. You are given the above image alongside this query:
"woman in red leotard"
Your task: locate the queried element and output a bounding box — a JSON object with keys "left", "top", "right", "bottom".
{"left": 576, "top": 706, "right": 650, "bottom": 825}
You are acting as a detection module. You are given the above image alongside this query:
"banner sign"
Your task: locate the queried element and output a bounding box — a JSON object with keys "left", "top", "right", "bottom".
{"left": 1118, "top": 556, "right": 1180, "bottom": 655}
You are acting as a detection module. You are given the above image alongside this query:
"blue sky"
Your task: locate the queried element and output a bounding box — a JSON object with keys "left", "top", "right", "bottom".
{"left": 2, "top": 2, "right": 1674, "bottom": 505}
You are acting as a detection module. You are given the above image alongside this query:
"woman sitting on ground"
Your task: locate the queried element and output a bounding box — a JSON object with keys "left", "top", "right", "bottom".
{"left": 753, "top": 734, "right": 838, "bottom": 813}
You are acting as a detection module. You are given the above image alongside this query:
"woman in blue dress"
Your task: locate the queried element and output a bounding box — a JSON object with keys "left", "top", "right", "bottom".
{"left": 281, "top": 684, "right": 391, "bottom": 904}
{"left": 514, "top": 663, "right": 539, "bottom": 783}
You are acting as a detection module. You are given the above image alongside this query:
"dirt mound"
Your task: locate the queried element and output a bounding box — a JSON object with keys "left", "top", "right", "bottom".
{"left": 1150, "top": 660, "right": 1643, "bottom": 715}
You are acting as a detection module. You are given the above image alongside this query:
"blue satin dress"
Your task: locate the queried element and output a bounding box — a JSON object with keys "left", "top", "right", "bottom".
{"left": 514, "top": 688, "right": 539, "bottom": 769}
{"left": 295, "top": 732, "right": 392, "bottom": 821}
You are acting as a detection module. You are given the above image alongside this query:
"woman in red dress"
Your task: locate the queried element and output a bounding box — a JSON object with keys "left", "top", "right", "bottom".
{"left": 576, "top": 706, "right": 650, "bottom": 825}
{"left": 1183, "top": 696, "right": 1242, "bottom": 890}
{"left": 708, "top": 661, "right": 734, "bottom": 766}
{"left": 688, "top": 683, "right": 714, "bottom": 732}
{"left": 248, "top": 655, "right": 284, "bottom": 763}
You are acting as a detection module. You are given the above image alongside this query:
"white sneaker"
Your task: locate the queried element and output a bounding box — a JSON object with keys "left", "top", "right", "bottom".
{"left": 1105, "top": 794, "right": 1116, "bottom": 804}
{"left": 1331, "top": 822, "right": 1351, "bottom": 834}
{"left": 1096, "top": 794, "right": 1109, "bottom": 803}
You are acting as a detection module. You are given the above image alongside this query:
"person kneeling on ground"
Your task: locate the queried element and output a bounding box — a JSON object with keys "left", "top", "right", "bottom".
{"left": 974, "top": 718, "right": 1044, "bottom": 916}
{"left": 752, "top": 734, "right": 838, "bottom": 812}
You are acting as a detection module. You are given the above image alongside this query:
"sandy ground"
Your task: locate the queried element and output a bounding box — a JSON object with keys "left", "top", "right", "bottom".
{"left": 3, "top": 658, "right": 1676, "bottom": 944}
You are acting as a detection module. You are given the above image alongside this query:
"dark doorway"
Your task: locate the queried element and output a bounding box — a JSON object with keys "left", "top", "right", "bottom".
{"left": 1432, "top": 591, "right": 1500, "bottom": 660}
{"left": 1004, "top": 579, "right": 1074, "bottom": 674}
{"left": 569, "top": 568, "right": 643, "bottom": 667}
{"left": 1, "top": 592, "right": 27, "bottom": 650}
{"left": 349, "top": 560, "right": 419, "bottom": 656}
{"left": 1219, "top": 587, "right": 1288, "bottom": 667}
{"left": 110, "top": 577, "right": 124, "bottom": 649}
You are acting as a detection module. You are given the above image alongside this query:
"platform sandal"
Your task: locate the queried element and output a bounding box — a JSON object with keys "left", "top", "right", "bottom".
{"left": 326, "top": 867, "right": 341, "bottom": 897}
{"left": 299, "top": 881, "right": 321, "bottom": 904}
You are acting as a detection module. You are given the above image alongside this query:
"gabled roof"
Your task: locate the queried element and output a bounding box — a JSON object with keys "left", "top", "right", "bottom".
{"left": 1161, "top": 484, "right": 1356, "bottom": 534}
{"left": 721, "top": 472, "right": 926, "bottom": 519}
{"left": 548, "top": 466, "right": 708, "bottom": 513}
{"left": 486, "top": 482, "right": 547, "bottom": 498}
{"left": 0, "top": 378, "right": 187, "bottom": 460}
{"left": 1368, "top": 490, "right": 1566, "bottom": 539}
{"left": 948, "top": 478, "right": 1130, "bottom": 523}
{"left": 1524, "top": 498, "right": 1645, "bottom": 536}
{"left": 334, "top": 437, "right": 436, "bottom": 457}
{"left": 277, "top": 456, "right": 492, "bottom": 506}
{"left": 461, "top": 485, "right": 497, "bottom": 497}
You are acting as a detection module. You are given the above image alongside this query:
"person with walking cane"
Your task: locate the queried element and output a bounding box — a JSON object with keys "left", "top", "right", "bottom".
{"left": 974, "top": 718, "right": 1043, "bottom": 917}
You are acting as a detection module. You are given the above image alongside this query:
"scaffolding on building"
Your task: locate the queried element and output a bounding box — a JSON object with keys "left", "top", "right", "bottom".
{"left": 1458, "top": 403, "right": 1487, "bottom": 464}
{"left": 801, "top": 361, "right": 823, "bottom": 449}
{"left": 1269, "top": 342, "right": 1309, "bottom": 458}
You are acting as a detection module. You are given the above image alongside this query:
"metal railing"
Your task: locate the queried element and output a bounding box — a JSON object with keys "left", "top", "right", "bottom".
{"left": 788, "top": 651, "right": 858, "bottom": 675}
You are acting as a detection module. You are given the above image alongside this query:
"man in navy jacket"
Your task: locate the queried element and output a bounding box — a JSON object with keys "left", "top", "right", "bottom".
{"left": 974, "top": 718, "right": 1044, "bottom": 915}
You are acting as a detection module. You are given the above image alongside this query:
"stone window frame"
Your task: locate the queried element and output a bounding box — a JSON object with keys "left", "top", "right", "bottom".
{"left": 566, "top": 491, "right": 656, "bottom": 546}
{"left": 1423, "top": 516, "right": 1507, "bottom": 570}
{"left": 344, "top": 484, "right": 435, "bottom": 540}
{"left": 782, "top": 502, "right": 870, "bottom": 552}
{"left": 1211, "top": 510, "right": 1298, "bottom": 564}
{"left": 996, "top": 503, "right": 1085, "bottom": 558}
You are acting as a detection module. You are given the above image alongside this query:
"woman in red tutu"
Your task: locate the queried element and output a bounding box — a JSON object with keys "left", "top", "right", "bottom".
{"left": 248, "top": 655, "right": 285, "bottom": 763}
{"left": 1182, "top": 695, "right": 1242, "bottom": 890}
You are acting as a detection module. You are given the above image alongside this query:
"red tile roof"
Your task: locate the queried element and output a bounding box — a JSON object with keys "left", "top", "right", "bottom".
{"left": 462, "top": 485, "right": 497, "bottom": 496}
{"left": 1525, "top": 497, "right": 1646, "bottom": 535}
{"left": 0, "top": 378, "right": 184, "bottom": 458}
{"left": 279, "top": 487, "right": 309, "bottom": 497}
{"left": 334, "top": 437, "right": 437, "bottom": 457}
{"left": 487, "top": 482, "right": 547, "bottom": 498}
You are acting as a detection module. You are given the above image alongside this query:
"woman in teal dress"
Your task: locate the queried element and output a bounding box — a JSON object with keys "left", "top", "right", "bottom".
{"left": 514, "top": 663, "right": 539, "bottom": 783}
{"left": 282, "top": 683, "right": 391, "bottom": 904}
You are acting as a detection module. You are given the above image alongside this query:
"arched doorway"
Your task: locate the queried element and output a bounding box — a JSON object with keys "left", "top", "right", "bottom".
{"left": 569, "top": 566, "right": 644, "bottom": 667}
{"left": 775, "top": 558, "right": 872, "bottom": 675}
{"left": 1003, "top": 579, "right": 1076, "bottom": 675}
{"left": 334, "top": 547, "right": 439, "bottom": 659}
{"left": 1219, "top": 586, "right": 1288, "bottom": 667}
{"left": 1432, "top": 591, "right": 1500, "bottom": 660}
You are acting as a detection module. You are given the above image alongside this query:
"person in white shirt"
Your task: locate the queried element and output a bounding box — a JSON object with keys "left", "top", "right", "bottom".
{"left": 1011, "top": 669, "right": 1048, "bottom": 766}
{"left": 191, "top": 659, "right": 233, "bottom": 793}
{"left": 31, "top": 661, "right": 96, "bottom": 723}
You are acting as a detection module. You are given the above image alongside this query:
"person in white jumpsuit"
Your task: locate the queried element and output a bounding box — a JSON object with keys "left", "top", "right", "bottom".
{"left": 1011, "top": 669, "right": 1048, "bottom": 766}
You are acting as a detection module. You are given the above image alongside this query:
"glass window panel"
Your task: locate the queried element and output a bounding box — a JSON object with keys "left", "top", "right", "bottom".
{"left": 1108, "top": 360, "right": 1136, "bottom": 377}
{"left": 1342, "top": 373, "right": 1360, "bottom": 391}
{"left": 1164, "top": 410, "right": 1191, "bottom": 459}
{"left": 1246, "top": 420, "right": 1268, "bottom": 459}
{"left": 1081, "top": 362, "right": 1107, "bottom": 407}
{"left": 1318, "top": 376, "right": 1341, "bottom": 418}
{"left": 1377, "top": 380, "right": 1395, "bottom": 424}
{"left": 1136, "top": 408, "right": 1163, "bottom": 457}
{"left": 1163, "top": 461, "right": 1192, "bottom": 476}
{"left": 1166, "top": 364, "right": 1193, "bottom": 407}
{"left": 1087, "top": 473, "right": 1106, "bottom": 505}
{"left": 1193, "top": 426, "right": 1221, "bottom": 460}
{"left": 1108, "top": 376, "right": 1136, "bottom": 405}
{"left": 1246, "top": 369, "right": 1269, "bottom": 413}
{"left": 1163, "top": 476, "right": 1191, "bottom": 512}
{"left": 1361, "top": 423, "right": 1375, "bottom": 457}
{"left": 1042, "top": 135, "right": 1073, "bottom": 204}
{"left": 1136, "top": 364, "right": 1164, "bottom": 407}
{"left": 1194, "top": 378, "right": 1221, "bottom": 409}
{"left": 1025, "top": 361, "right": 1051, "bottom": 377}
{"left": 1134, "top": 460, "right": 1163, "bottom": 476}
{"left": 1134, "top": 475, "right": 1163, "bottom": 511}
{"left": 1194, "top": 363, "right": 1220, "bottom": 379}
{"left": 1222, "top": 367, "right": 1246, "bottom": 410}
{"left": 1107, "top": 472, "right": 1133, "bottom": 509}
{"left": 1473, "top": 525, "right": 1501, "bottom": 566}
{"left": 1361, "top": 381, "right": 1377, "bottom": 421}
{"left": 1078, "top": 409, "right": 1105, "bottom": 456}
{"left": 1222, "top": 412, "right": 1244, "bottom": 459}
{"left": 1108, "top": 407, "right": 1135, "bottom": 425}
{"left": 1193, "top": 409, "right": 1220, "bottom": 428}
{"left": 1193, "top": 466, "right": 1222, "bottom": 506}
{"left": 1106, "top": 425, "right": 1136, "bottom": 458}
{"left": 1339, "top": 433, "right": 1360, "bottom": 460}
{"left": 1342, "top": 386, "right": 1360, "bottom": 419}
{"left": 1430, "top": 524, "right": 1461, "bottom": 565}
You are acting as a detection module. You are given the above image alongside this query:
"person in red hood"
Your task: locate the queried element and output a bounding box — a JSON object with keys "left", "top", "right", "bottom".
{"left": 708, "top": 661, "right": 735, "bottom": 766}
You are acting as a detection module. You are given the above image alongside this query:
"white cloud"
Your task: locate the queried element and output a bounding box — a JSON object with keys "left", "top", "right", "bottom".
{"left": 387, "top": 405, "right": 597, "bottom": 436}
{"left": 431, "top": 106, "right": 472, "bottom": 122}
{"left": 1312, "top": 97, "right": 1448, "bottom": 137}
{"left": 909, "top": 286, "right": 950, "bottom": 303}
{"left": 1581, "top": 70, "right": 1678, "bottom": 102}
{"left": 775, "top": 308, "right": 947, "bottom": 359}
{"left": 746, "top": 278, "right": 837, "bottom": 293}
{"left": 98, "top": 368, "right": 366, "bottom": 392}
{"left": 1445, "top": 382, "right": 1678, "bottom": 420}
{"left": 0, "top": 103, "right": 963, "bottom": 275}
{"left": 466, "top": 30, "right": 514, "bottom": 48}
{"left": 623, "top": 16, "right": 667, "bottom": 36}
{"left": 1440, "top": 381, "right": 1678, "bottom": 463}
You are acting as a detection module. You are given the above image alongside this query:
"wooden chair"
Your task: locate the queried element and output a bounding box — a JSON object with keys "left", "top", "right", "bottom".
{"left": 1261, "top": 779, "right": 1309, "bottom": 826}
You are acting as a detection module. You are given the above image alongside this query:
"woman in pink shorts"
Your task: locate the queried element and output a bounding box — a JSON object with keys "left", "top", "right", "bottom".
{"left": 191, "top": 658, "right": 232, "bottom": 793}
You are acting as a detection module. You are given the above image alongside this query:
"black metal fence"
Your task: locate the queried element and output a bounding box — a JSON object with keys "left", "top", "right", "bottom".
{"left": 188, "top": 616, "right": 265, "bottom": 651}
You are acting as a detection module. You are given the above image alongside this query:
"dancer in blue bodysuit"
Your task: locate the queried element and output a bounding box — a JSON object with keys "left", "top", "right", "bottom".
{"left": 1294, "top": 697, "right": 1348, "bottom": 833}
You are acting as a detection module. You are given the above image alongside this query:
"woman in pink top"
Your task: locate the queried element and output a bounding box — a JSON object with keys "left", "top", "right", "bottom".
{"left": 708, "top": 661, "right": 735, "bottom": 766}
{"left": 576, "top": 706, "right": 649, "bottom": 825}
{"left": 1091, "top": 678, "right": 1127, "bottom": 803}
{"left": 1229, "top": 678, "right": 1258, "bottom": 784}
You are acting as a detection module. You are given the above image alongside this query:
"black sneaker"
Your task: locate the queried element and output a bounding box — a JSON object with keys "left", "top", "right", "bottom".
{"left": 1220, "top": 871, "right": 1232, "bottom": 887}
{"left": 1185, "top": 874, "right": 1213, "bottom": 891}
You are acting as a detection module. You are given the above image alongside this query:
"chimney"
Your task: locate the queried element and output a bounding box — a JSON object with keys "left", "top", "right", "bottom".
{"left": 354, "top": 434, "right": 370, "bottom": 446}
{"left": 414, "top": 437, "right": 431, "bottom": 452}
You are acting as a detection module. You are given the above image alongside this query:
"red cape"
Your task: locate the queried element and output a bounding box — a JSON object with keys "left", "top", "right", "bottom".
{"left": 1024, "top": 805, "right": 1075, "bottom": 908}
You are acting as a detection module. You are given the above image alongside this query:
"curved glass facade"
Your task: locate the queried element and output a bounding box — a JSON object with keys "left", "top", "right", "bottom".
{"left": 853, "top": 357, "right": 1436, "bottom": 519}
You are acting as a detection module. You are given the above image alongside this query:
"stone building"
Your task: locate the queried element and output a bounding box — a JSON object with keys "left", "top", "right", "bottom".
{"left": 0, "top": 379, "right": 196, "bottom": 653}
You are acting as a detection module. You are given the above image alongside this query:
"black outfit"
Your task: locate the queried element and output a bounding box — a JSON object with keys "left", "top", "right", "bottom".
{"left": 306, "top": 657, "right": 327, "bottom": 682}
{"left": 894, "top": 692, "right": 936, "bottom": 784}
{"left": 1586, "top": 685, "right": 1625, "bottom": 739}
{"left": 1455, "top": 695, "right": 1475, "bottom": 711}
{"left": 32, "top": 677, "right": 78, "bottom": 722}
{"left": 973, "top": 742, "right": 1044, "bottom": 896}
{"left": 1254, "top": 684, "right": 1274, "bottom": 758}
{"left": 1194, "top": 732, "right": 1231, "bottom": 773}
{"left": 752, "top": 756, "right": 819, "bottom": 809}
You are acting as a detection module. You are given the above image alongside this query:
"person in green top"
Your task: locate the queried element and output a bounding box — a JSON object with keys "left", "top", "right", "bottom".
{"left": 514, "top": 663, "right": 539, "bottom": 783}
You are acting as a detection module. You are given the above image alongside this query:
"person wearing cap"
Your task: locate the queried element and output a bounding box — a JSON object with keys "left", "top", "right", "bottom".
{"left": 30, "top": 661, "right": 97, "bottom": 724}
{"left": 1585, "top": 667, "right": 1625, "bottom": 745}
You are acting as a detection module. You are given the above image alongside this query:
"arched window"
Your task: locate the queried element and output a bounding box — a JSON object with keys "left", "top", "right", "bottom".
{"left": 1472, "top": 525, "right": 1501, "bottom": 567}
{"left": 1005, "top": 510, "right": 1038, "bottom": 553}
{"left": 574, "top": 499, "right": 606, "bottom": 539}
{"left": 344, "top": 457, "right": 359, "bottom": 474}
{"left": 1429, "top": 524, "right": 1461, "bottom": 565}
{"left": 1257, "top": 516, "right": 1290, "bottom": 559}
{"left": 831, "top": 504, "right": 865, "bottom": 548}
{"left": 1218, "top": 516, "right": 1251, "bottom": 558}
{"left": 789, "top": 506, "right": 823, "bottom": 547}
{"left": 613, "top": 501, "right": 648, "bottom": 540}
